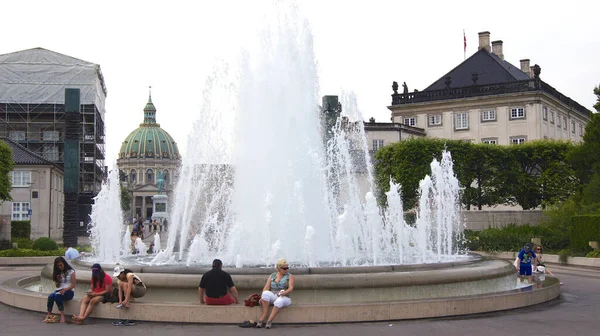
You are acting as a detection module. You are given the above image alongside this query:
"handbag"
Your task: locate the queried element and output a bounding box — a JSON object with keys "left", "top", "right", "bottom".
{"left": 244, "top": 293, "right": 261, "bottom": 307}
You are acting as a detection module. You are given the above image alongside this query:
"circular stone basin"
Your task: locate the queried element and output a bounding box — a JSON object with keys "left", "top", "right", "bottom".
{"left": 43, "top": 254, "right": 518, "bottom": 303}
{"left": 0, "top": 254, "right": 561, "bottom": 323}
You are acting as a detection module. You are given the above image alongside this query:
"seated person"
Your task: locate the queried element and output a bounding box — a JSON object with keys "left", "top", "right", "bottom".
{"left": 72, "top": 264, "right": 112, "bottom": 324}
{"left": 45, "top": 257, "right": 76, "bottom": 323}
{"left": 64, "top": 244, "right": 80, "bottom": 260}
{"left": 257, "top": 258, "right": 294, "bottom": 329}
{"left": 113, "top": 266, "right": 146, "bottom": 309}
{"left": 199, "top": 259, "right": 240, "bottom": 305}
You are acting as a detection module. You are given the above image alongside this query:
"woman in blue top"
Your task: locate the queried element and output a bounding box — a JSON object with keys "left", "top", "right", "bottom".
{"left": 257, "top": 258, "right": 295, "bottom": 329}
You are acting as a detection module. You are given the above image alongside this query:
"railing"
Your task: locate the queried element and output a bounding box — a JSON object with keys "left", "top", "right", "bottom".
{"left": 391, "top": 79, "right": 591, "bottom": 118}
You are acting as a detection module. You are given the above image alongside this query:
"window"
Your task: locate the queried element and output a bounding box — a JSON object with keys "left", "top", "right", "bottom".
{"left": 571, "top": 121, "right": 576, "bottom": 134}
{"left": 43, "top": 145, "right": 59, "bottom": 161}
{"left": 510, "top": 136, "right": 527, "bottom": 145}
{"left": 579, "top": 124, "right": 583, "bottom": 136}
{"left": 550, "top": 111, "right": 554, "bottom": 124}
{"left": 557, "top": 114, "right": 561, "bottom": 127}
{"left": 542, "top": 106, "right": 548, "bottom": 120}
{"left": 510, "top": 107, "right": 525, "bottom": 119}
{"left": 563, "top": 117, "right": 567, "bottom": 130}
{"left": 403, "top": 117, "right": 416, "bottom": 127}
{"left": 11, "top": 171, "right": 31, "bottom": 187}
{"left": 428, "top": 114, "right": 442, "bottom": 126}
{"left": 130, "top": 169, "right": 137, "bottom": 183}
{"left": 481, "top": 110, "right": 496, "bottom": 121}
{"left": 455, "top": 112, "right": 468, "bottom": 130}
{"left": 372, "top": 139, "right": 384, "bottom": 151}
{"left": 9, "top": 131, "right": 25, "bottom": 141}
{"left": 146, "top": 169, "right": 154, "bottom": 183}
{"left": 482, "top": 138, "right": 498, "bottom": 145}
{"left": 42, "top": 131, "right": 59, "bottom": 141}
{"left": 11, "top": 202, "right": 30, "bottom": 221}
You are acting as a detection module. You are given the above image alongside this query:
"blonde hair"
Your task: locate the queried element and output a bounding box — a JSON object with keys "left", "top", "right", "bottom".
{"left": 276, "top": 258, "right": 288, "bottom": 270}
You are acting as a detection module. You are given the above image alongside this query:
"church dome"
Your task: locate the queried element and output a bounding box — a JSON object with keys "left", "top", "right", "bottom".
{"left": 119, "top": 93, "right": 180, "bottom": 160}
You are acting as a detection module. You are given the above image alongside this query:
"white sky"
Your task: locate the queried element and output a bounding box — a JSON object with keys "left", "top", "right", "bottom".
{"left": 2, "top": 0, "right": 599, "bottom": 168}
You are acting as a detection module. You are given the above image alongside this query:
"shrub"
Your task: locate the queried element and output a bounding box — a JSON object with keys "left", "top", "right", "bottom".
{"left": 0, "top": 248, "right": 66, "bottom": 257}
{"left": 569, "top": 215, "right": 600, "bottom": 252}
{"left": 32, "top": 237, "right": 58, "bottom": 251}
{"left": 11, "top": 220, "right": 31, "bottom": 238}
{"left": 464, "top": 224, "right": 569, "bottom": 252}
{"left": 12, "top": 237, "right": 33, "bottom": 249}
{"left": 586, "top": 250, "right": 600, "bottom": 258}
{"left": 0, "top": 239, "right": 11, "bottom": 251}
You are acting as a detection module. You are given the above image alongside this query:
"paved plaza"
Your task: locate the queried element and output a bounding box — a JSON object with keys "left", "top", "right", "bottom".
{"left": 1, "top": 265, "right": 599, "bottom": 336}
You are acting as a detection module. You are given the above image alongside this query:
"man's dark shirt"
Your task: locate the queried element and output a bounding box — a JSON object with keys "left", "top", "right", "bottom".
{"left": 199, "top": 269, "right": 235, "bottom": 298}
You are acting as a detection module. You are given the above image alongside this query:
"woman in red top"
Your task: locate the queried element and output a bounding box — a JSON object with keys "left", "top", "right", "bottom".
{"left": 72, "top": 263, "right": 112, "bottom": 324}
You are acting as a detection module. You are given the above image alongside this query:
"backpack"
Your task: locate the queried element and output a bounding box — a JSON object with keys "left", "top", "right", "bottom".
{"left": 244, "top": 293, "right": 261, "bottom": 307}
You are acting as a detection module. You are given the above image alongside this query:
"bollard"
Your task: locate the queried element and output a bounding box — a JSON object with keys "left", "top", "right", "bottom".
{"left": 12, "top": 243, "right": 18, "bottom": 249}
{"left": 589, "top": 241, "right": 599, "bottom": 251}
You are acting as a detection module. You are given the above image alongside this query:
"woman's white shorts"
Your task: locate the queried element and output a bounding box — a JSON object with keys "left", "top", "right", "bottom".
{"left": 261, "top": 291, "right": 291, "bottom": 309}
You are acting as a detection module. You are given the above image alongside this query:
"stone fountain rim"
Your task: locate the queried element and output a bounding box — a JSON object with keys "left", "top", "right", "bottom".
{"left": 73, "top": 253, "right": 482, "bottom": 275}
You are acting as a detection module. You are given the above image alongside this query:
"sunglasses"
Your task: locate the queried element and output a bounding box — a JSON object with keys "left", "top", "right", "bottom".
{"left": 91, "top": 268, "right": 99, "bottom": 271}
{"left": 281, "top": 267, "right": 289, "bottom": 270}
{"left": 536, "top": 248, "right": 542, "bottom": 251}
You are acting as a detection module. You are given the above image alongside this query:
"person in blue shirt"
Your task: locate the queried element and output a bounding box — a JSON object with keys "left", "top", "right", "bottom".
{"left": 517, "top": 244, "right": 537, "bottom": 283}
{"left": 64, "top": 244, "right": 80, "bottom": 260}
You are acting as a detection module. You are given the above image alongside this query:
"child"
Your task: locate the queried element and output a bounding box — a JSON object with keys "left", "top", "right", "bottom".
{"left": 517, "top": 244, "right": 537, "bottom": 283}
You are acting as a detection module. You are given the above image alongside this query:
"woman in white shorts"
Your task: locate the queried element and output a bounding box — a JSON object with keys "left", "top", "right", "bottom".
{"left": 257, "top": 258, "right": 295, "bottom": 329}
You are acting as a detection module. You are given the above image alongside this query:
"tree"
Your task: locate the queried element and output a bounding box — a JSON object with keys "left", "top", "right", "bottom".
{"left": 507, "top": 140, "right": 577, "bottom": 209}
{"left": 120, "top": 185, "right": 131, "bottom": 212}
{"left": 0, "top": 141, "right": 14, "bottom": 202}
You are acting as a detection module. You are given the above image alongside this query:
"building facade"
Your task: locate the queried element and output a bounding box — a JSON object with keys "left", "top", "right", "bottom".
{"left": 383, "top": 32, "right": 591, "bottom": 145}
{"left": 0, "top": 48, "right": 107, "bottom": 235}
{"left": 117, "top": 94, "right": 181, "bottom": 220}
{"left": 1, "top": 138, "right": 64, "bottom": 241}
{"left": 364, "top": 118, "right": 425, "bottom": 152}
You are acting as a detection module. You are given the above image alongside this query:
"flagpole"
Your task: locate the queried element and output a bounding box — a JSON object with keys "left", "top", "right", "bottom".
{"left": 463, "top": 29, "right": 466, "bottom": 60}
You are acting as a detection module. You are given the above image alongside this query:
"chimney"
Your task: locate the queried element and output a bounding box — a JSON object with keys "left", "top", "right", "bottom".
{"left": 478, "top": 31, "right": 491, "bottom": 51}
{"left": 520, "top": 59, "right": 530, "bottom": 77}
{"left": 530, "top": 65, "right": 535, "bottom": 78}
{"left": 491, "top": 40, "right": 504, "bottom": 60}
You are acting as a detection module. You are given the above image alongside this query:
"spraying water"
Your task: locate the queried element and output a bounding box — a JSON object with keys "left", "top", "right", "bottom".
{"left": 89, "top": 167, "right": 126, "bottom": 263}
{"left": 91, "top": 2, "right": 465, "bottom": 266}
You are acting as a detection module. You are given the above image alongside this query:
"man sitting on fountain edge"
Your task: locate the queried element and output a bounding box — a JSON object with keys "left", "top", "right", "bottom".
{"left": 199, "top": 259, "right": 240, "bottom": 305}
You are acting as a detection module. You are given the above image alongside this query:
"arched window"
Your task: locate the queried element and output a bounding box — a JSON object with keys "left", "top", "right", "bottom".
{"left": 130, "top": 169, "right": 137, "bottom": 183}
{"left": 146, "top": 169, "right": 154, "bottom": 183}
{"left": 163, "top": 170, "right": 169, "bottom": 184}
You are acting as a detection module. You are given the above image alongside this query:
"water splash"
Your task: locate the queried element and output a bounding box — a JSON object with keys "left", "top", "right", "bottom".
{"left": 88, "top": 167, "right": 125, "bottom": 263}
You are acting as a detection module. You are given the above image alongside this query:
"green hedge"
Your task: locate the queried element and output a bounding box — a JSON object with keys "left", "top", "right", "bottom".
{"left": 32, "top": 237, "right": 58, "bottom": 251}
{"left": 464, "top": 224, "right": 569, "bottom": 252}
{"left": 11, "top": 220, "right": 30, "bottom": 238}
{"left": 0, "top": 248, "right": 66, "bottom": 257}
{"left": 570, "top": 215, "right": 600, "bottom": 252}
{"left": 12, "top": 237, "right": 33, "bottom": 249}
{"left": 0, "top": 239, "right": 11, "bottom": 251}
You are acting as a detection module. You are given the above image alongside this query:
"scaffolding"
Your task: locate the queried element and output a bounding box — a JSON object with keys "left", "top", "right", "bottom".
{"left": 0, "top": 102, "right": 106, "bottom": 195}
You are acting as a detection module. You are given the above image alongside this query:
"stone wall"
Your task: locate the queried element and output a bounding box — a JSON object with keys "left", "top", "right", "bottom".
{"left": 462, "top": 210, "right": 545, "bottom": 231}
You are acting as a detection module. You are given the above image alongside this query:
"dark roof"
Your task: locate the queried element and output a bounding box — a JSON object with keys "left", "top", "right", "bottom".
{"left": 424, "top": 48, "right": 530, "bottom": 91}
{"left": 1, "top": 138, "right": 60, "bottom": 167}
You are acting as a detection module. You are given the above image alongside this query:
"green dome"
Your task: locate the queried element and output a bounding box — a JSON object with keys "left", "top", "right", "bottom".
{"left": 119, "top": 94, "right": 180, "bottom": 160}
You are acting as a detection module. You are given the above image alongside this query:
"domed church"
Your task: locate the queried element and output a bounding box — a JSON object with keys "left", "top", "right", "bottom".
{"left": 117, "top": 91, "right": 181, "bottom": 220}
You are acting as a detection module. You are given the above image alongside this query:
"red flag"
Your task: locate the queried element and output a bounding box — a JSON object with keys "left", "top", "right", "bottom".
{"left": 463, "top": 30, "right": 467, "bottom": 53}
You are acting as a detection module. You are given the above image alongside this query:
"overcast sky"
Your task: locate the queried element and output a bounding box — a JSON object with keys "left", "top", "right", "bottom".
{"left": 2, "top": 0, "right": 599, "bottom": 167}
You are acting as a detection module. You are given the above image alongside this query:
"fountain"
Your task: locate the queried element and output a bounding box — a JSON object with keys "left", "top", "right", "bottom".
{"left": 0, "top": 1, "right": 560, "bottom": 324}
